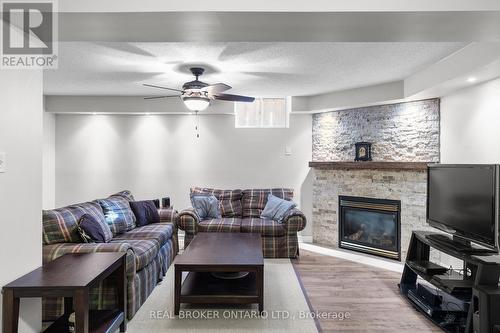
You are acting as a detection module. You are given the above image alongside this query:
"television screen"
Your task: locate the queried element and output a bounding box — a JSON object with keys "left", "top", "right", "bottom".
{"left": 427, "top": 165, "right": 498, "bottom": 248}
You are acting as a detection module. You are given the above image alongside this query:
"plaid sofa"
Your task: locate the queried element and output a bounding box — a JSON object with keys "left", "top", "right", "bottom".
{"left": 42, "top": 191, "right": 178, "bottom": 323}
{"left": 177, "top": 188, "right": 306, "bottom": 258}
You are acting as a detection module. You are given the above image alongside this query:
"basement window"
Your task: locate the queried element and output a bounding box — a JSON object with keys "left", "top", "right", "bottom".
{"left": 234, "top": 97, "right": 290, "bottom": 128}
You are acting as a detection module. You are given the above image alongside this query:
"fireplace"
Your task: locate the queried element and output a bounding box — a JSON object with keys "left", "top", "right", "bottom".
{"left": 339, "top": 196, "right": 401, "bottom": 260}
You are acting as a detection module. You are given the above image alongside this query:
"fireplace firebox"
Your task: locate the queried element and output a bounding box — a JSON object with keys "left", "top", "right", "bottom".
{"left": 339, "top": 196, "right": 401, "bottom": 260}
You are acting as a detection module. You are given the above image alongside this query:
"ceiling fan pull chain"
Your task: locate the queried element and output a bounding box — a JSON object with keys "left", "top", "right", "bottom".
{"left": 195, "top": 111, "right": 200, "bottom": 138}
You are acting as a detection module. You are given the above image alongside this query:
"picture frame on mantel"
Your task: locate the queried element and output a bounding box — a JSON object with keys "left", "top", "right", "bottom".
{"left": 354, "top": 142, "right": 372, "bottom": 161}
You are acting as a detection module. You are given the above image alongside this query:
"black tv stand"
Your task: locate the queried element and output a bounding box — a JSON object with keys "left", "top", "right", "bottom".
{"left": 426, "top": 234, "right": 497, "bottom": 255}
{"left": 400, "top": 231, "right": 500, "bottom": 333}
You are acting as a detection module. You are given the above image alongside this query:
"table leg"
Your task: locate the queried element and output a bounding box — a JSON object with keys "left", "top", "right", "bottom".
{"left": 174, "top": 267, "right": 181, "bottom": 315}
{"left": 256, "top": 266, "right": 264, "bottom": 313}
{"left": 117, "top": 256, "right": 127, "bottom": 332}
{"left": 2, "top": 289, "right": 19, "bottom": 333}
{"left": 74, "top": 289, "right": 89, "bottom": 333}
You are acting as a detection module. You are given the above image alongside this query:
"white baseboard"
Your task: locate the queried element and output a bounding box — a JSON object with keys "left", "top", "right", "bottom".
{"left": 298, "top": 235, "right": 313, "bottom": 243}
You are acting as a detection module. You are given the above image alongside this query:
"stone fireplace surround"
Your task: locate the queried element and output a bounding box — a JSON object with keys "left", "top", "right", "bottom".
{"left": 311, "top": 99, "right": 440, "bottom": 261}
{"left": 312, "top": 165, "right": 430, "bottom": 260}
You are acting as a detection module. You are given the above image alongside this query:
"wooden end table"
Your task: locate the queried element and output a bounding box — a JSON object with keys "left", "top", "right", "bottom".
{"left": 174, "top": 233, "right": 264, "bottom": 315}
{"left": 2, "top": 252, "right": 127, "bottom": 333}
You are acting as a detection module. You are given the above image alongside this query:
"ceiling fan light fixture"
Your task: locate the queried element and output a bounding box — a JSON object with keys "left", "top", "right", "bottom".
{"left": 144, "top": 66, "right": 254, "bottom": 108}
{"left": 182, "top": 96, "right": 210, "bottom": 111}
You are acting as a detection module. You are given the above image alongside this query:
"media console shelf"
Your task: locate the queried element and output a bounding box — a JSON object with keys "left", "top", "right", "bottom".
{"left": 400, "top": 231, "right": 500, "bottom": 333}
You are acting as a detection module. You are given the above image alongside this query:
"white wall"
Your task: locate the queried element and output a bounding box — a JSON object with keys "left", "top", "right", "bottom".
{"left": 441, "top": 77, "right": 500, "bottom": 163}
{"left": 54, "top": 113, "right": 314, "bottom": 236}
{"left": 43, "top": 111, "right": 56, "bottom": 209}
{"left": 438, "top": 76, "right": 500, "bottom": 269}
{"left": 0, "top": 70, "right": 43, "bottom": 332}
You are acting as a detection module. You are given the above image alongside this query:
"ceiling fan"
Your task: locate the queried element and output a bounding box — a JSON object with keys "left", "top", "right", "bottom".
{"left": 142, "top": 67, "right": 255, "bottom": 111}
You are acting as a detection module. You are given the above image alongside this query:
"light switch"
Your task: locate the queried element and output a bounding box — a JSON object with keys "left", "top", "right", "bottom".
{"left": 285, "top": 146, "right": 292, "bottom": 156}
{"left": 0, "top": 152, "right": 6, "bottom": 173}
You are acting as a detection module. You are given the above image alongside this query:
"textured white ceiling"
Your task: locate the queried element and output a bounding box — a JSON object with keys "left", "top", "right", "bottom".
{"left": 44, "top": 42, "right": 464, "bottom": 97}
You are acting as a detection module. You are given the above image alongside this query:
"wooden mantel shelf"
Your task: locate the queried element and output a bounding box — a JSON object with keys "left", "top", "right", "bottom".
{"left": 308, "top": 161, "right": 429, "bottom": 171}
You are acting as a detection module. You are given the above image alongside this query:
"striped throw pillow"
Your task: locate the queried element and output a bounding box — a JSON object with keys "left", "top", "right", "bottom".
{"left": 96, "top": 196, "right": 136, "bottom": 235}
{"left": 109, "top": 190, "right": 135, "bottom": 202}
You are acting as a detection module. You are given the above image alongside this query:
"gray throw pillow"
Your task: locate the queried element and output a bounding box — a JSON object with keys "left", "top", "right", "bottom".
{"left": 260, "top": 194, "right": 297, "bottom": 223}
{"left": 190, "top": 194, "right": 221, "bottom": 221}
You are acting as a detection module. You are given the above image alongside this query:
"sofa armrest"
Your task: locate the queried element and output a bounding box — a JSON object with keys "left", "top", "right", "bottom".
{"left": 158, "top": 207, "right": 178, "bottom": 226}
{"left": 43, "top": 242, "right": 136, "bottom": 278}
{"left": 282, "top": 208, "right": 307, "bottom": 233}
{"left": 176, "top": 208, "right": 199, "bottom": 235}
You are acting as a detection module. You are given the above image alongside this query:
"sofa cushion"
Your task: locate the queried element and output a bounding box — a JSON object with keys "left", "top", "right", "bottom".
{"left": 42, "top": 202, "right": 106, "bottom": 245}
{"left": 77, "top": 214, "right": 113, "bottom": 243}
{"left": 191, "top": 187, "right": 242, "bottom": 218}
{"left": 96, "top": 196, "right": 136, "bottom": 235}
{"left": 110, "top": 239, "right": 159, "bottom": 271}
{"left": 113, "top": 223, "right": 174, "bottom": 247}
{"left": 198, "top": 218, "right": 241, "bottom": 233}
{"left": 129, "top": 200, "right": 160, "bottom": 226}
{"left": 242, "top": 188, "right": 294, "bottom": 218}
{"left": 110, "top": 190, "right": 135, "bottom": 202}
{"left": 241, "top": 218, "right": 286, "bottom": 237}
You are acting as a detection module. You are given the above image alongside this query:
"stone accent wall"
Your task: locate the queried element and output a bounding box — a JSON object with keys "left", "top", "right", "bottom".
{"left": 312, "top": 99, "right": 440, "bottom": 162}
{"left": 312, "top": 168, "right": 433, "bottom": 260}
{"left": 311, "top": 99, "right": 442, "bottom": 261}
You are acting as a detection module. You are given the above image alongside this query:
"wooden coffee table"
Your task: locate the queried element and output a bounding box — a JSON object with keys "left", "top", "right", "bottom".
{"left": 174, "top": 233, "right": 264, "bottom": 315}
{"left": 2, "top": 252, "right": 126, "bottom": 333}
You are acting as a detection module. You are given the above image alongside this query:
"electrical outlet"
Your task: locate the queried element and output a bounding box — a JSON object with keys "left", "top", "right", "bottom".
{"left": 0, "top": 152, "right": 6, "bottom": 173}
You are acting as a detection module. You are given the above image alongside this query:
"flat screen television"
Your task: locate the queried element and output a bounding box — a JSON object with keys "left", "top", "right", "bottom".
{"left": 427, "top": 164, "right": 500, "bottom": 251}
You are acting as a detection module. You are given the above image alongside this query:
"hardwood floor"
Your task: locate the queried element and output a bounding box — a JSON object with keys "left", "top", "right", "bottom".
{"left": 292, "top": 249, "right": 441, "bottom": 333}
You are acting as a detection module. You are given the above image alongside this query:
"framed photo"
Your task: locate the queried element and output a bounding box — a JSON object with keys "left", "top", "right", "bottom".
{"left": 355, "top": 142, "right": 372, "bottom": 161}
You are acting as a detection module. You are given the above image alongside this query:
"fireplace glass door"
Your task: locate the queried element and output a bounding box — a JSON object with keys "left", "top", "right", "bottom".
{"left": 339, "top": 196, "right": 401, "bottom": 260}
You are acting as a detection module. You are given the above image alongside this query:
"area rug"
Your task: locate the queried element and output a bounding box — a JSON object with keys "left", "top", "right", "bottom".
{"left": 127, "top": 259, "right": 318, "bottom": 333}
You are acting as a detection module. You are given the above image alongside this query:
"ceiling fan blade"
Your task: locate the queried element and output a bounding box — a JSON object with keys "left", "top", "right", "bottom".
{"left": 202, "top": 83, "right": 232, "bottom": 94}
{"left": 143, "top": 95, "right": 180, "bottom": 100}
{"left": 143, "top": 83, "right": 183, "bottom": 93}
{"left": 214, "top": 93, "right": 255, "bottom": 103}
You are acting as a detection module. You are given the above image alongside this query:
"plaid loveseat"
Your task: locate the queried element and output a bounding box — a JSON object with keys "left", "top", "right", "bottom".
{"left": 176, "top": 188, "right": 306, "bottom": 258}
{"left": 42, "top": 190, "right": 178, "bottom": 322}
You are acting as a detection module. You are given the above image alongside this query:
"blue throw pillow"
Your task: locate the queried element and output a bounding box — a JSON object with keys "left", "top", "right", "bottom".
{"left": 190, "top": 194, "right": 221, "bottom": 221}
{"left": 260, "top": 194, "right": 297, "bottom": 223}
{"left": 129, "top": 200, "right": 160, "bottom": 227}
{"left": 77, "top": 214, "right": 113, "bottom": 243}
